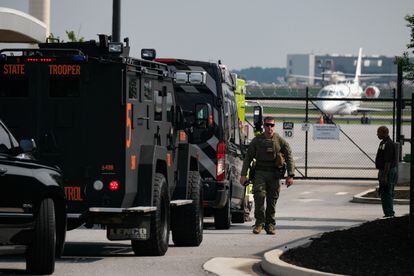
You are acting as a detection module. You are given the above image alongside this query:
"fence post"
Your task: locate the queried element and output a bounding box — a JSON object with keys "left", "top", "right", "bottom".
{"left": 305, "top": 86, "right": 309, "bottom": 178}
{"left": 410, "top": 92, "right": 414, "bottom": 230}
{"left": 396, "top": 63, "right": 403, "bottom": 150}
{"left": 392, "top": 88, "right": 396, "bottom": 141}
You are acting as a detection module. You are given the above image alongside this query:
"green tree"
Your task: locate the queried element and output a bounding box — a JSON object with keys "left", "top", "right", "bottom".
{"left": 65, "top": 31, "right": 84, "bottom": 42}
{"left": 397, "top": 14, "right": 414, "bottom": 81}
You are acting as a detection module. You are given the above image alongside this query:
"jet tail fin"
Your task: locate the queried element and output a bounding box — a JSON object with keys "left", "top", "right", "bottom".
{"left": 354, "top": 48, "right": 362, "bottom": 84}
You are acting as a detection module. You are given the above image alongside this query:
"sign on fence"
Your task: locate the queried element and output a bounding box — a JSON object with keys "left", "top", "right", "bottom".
{"left": 312, "top": 124, "right": 340, "bottom": 140}
{"left": 283, "top": 122, "right": 294, "bottom": 138}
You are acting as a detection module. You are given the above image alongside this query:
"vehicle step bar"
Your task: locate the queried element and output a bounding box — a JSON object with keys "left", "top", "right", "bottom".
{"left": 88, "top": 207, "right": 157, "bottom": 213}
{"left": 170, "top": 200, "right": 193, "bottom": 206}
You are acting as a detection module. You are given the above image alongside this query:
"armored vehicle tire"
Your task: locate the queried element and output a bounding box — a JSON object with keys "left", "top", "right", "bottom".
{"left": 231, "top": 194, "right": 246, "bottom": 223}
{"left": 171, "top": 171, "right": 203, "bottom": 246}
{"left": 26, "top": 198, "right": 56, "bottom": 275}
{"left": 214, "top": 196, "right": 231, "bottom": 229}
{"left": 131, "top": 173, "right": 170, "bottom": 256}
{"left": 231, "top": 210, "right": 245, "bottom": 223}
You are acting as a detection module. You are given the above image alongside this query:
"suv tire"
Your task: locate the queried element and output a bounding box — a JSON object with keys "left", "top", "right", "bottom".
{"left": 26, "top": 198, "right": 56, "bottom": 275}
{"left": 214, "top": 196, "right": 231, "bottom": 229}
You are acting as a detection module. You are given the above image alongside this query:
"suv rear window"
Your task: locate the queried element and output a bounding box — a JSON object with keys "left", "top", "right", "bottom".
{"left": 49, "top": 76, "right": 80, "bottom": 97}
{"left": 0, "top": 76, "right": 29, "bottom": 97}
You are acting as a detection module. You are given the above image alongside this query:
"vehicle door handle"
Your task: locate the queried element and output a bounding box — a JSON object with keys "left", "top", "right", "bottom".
{"left": 0, "top": 168, "right": 7, "bottom": 176}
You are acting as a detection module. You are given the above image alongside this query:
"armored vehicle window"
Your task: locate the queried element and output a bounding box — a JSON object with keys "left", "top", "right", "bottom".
{"left": 143, "top": 79, "right": 152, "bottom": 101}
{"left": 0, "top": 125, "right": 12, "bottom": 153}
{"left": 166, "top": 91, "right": 173, "bottom": 122}
{"left": 0, "top": 76, "right": 29, "bottom": 97}
{"left": 154, "top": 90, "right": 163, "bottom": 121}
{"left": 129, "top": 78, "right": 138, "bottom": 99}
{"left": 49, "top": 76, "right": 80, "bottom": 97}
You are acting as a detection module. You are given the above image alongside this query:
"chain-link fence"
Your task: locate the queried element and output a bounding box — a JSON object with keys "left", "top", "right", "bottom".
{"left": 245, "top": 94, "right": 411, "bottom": 180}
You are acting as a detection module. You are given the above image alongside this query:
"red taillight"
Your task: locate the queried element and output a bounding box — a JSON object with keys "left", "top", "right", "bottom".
{"left": 216, "top": 141, "right": 226, "bottom": 181}
{"left": 109, "top": 180, "right": 120, "bottom": 191}
{"left": 154, "top": 58, "right": 177, "bottom": 64}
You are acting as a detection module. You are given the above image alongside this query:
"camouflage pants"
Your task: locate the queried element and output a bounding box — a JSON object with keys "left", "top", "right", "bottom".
{"left": 253, "top": 170, "right": 280, "bottom": 227}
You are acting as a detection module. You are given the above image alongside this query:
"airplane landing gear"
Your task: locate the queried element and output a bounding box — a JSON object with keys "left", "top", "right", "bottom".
{"left": 360, "top": 114, "right": 370, "bottom": 124}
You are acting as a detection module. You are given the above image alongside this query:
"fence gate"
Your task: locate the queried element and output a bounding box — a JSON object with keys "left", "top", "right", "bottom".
{"left": 245, "top": 89, "right": 411, "bottom": 180}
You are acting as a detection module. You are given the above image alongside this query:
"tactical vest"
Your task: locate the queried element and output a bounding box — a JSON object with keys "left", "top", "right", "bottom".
{"left": 255, "top": 134, "right": 285, "bottom": 171}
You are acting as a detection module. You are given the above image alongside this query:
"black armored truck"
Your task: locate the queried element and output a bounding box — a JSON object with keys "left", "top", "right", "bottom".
{"left": 155, "top": 58, "right": 247, "bottom": 229}
{"left": 0, "top": 35, "right": 203, "bottom": 256}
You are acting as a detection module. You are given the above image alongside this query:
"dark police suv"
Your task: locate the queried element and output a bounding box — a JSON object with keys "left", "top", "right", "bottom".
{"left": 0, "top": 119, "right": 66, "bottom": 275}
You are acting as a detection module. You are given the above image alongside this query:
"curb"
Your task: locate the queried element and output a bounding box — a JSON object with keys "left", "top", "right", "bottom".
{"left": 262, "top": 248, "right": 342, "bottom": 276}
{"left": 351, "top": 188, "right": 409, "bottom": 205}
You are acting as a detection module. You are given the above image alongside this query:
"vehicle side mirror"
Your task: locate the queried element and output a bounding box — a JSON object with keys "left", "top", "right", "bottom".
{"left": 195, "top": 103, "right": 213, "bottom": 129}
{"left": 19, "top": 139, "right": 36, "bottom": 153}
{"left": 253, "top": 105, "right": 263, "bottom": 133}
{"left": 230, "top": 73, "right": 237, "bottom": 90}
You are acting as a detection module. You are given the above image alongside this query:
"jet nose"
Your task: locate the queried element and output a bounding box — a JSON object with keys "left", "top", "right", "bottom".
{"left": 315, "top": 100, "right": 332, "bottom": 114}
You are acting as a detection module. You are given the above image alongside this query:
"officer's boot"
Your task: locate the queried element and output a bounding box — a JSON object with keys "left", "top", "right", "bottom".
{"left": 265, "top": 224, "right": 276, "bottom": 235}
{"left": 253, "top": 224, "right": 263, "bottom": 234}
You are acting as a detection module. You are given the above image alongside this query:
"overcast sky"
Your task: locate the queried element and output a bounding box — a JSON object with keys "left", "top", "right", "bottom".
{"left": 1, "top": 0, "right": 413, "bottom": 69}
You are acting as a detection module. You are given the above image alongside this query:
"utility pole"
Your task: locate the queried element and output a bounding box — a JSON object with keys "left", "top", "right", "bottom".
{"left": 112, "top": 0, "right": 121, "bottom": 42}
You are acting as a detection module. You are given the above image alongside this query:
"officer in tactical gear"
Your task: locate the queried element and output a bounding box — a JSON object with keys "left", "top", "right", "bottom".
{"left": 240, "top": 116, "right": 295, "bottom": 235}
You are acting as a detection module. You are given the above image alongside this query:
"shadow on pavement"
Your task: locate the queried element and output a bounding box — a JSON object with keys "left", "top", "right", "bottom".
{"left": 62, "top": 241, "right": 133, "bottom": 259}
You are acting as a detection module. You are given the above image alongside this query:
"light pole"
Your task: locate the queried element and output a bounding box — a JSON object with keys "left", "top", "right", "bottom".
{"left": 112, "top": 0, "right": 121, "bottom": 42}
{"left": 318, "top": 60, "right": 326, "bottom": 87}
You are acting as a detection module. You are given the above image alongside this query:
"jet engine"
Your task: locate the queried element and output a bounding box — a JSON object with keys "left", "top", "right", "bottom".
{"left": 364, "top": 86, "right": 380, "bottom": 98}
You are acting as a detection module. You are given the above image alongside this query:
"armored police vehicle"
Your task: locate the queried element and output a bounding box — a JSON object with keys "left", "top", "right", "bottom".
{"left": 0, "top": 35, "right": 203, "bottom": 256}
{"left": 155, "top": 58, "right": 246, "bottom": 229}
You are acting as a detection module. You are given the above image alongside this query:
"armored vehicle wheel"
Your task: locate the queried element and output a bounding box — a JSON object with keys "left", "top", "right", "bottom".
{"left": 214, "top": 196, "right": 231, "bottom": 229}
{"left": 26, "top": 198, "right": 56, "bottom": 275}
{"left": 171, "top": 171, "right": 203, "bottom": 246}
{"left": 231, "top": 210, "right": 245, "bottom": 223}
{"left": 131, "top": 173, "right": 170, "bottom": 256}
{"left": 231, "top": 194, "right": 246, "bottom": 223}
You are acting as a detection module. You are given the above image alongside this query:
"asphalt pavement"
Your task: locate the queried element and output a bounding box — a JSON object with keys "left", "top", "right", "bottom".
{"left": 203, "top": 179, "right": 410, "bottom": 276}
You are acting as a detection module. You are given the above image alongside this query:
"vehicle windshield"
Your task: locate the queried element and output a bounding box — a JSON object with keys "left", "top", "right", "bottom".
{"left": 175, "top": 88, "right": 215, "bottom": 143}
{"left": 0, "top": 123, "right": 17, "bottom": 154}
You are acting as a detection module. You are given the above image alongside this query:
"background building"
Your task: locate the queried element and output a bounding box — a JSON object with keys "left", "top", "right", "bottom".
{"left": 0, "top": 0, "right": 49, "bottom": 44}
{"left": 287, "top": 51, "right": 397, "bottom": 85}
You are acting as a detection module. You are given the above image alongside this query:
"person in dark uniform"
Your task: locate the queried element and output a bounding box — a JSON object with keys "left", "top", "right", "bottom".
{"left": 375, "top": 126, "right": 398, "bottom": 218}
{"left": 239, "top": 117, "right": 295, "bottom": 235}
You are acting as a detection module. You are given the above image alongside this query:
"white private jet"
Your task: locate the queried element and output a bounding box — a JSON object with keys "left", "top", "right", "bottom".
{"left": 248, "top": 48, "right": 395, "bottom": 123}
{"left": 313, "top": 48, "right": 387, "bottom": 118}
